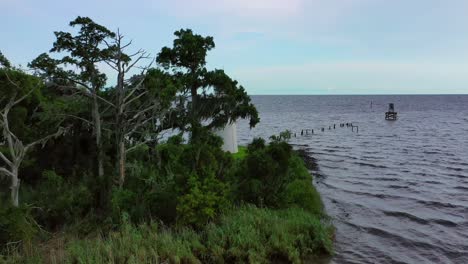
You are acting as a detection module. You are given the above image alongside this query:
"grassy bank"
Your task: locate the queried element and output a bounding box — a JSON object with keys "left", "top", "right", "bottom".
{"left": 5, "top": 206, "right": 332, "bottom": 264}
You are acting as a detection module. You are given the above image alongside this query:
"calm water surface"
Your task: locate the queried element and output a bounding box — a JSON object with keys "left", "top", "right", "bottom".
{"left": 238, "top": 95, "right": 468, "bottom": 264}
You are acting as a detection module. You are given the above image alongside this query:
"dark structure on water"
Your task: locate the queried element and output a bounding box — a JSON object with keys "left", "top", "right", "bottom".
{"left": 385, "top": 103, "right": 397, "bottom": 120}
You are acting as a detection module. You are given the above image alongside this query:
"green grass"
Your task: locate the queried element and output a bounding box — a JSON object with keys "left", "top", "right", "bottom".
{"left": 3, "top": 206, "right": 333, "bottom": 264}
{"left": 231, "top": 146, "right": 247, "bottom": 160}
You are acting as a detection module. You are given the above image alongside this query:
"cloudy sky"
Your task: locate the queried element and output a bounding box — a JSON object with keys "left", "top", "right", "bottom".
{"left": 2, "top": 0, "right": 468, "bottom": 94}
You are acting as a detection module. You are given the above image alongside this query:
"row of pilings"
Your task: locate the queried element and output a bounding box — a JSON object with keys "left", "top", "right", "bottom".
{"left": 294, "top": 122, "right": 359, "bottom": 138}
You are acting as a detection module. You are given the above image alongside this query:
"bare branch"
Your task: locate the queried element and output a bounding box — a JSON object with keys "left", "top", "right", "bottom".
{"left": 123, "top": 90, "right": 148, "bottom": 108}
{"left": 104, "top": 60, "right": 119, "bottom": 71}
{"left": 56, "top": 114, "right": 93, "bottom": 126}
{"left": 122, "top": 74, "right": 147, "bottom": 102}
{"left": 24, "top": 126, "right": 68, "bottom": 152}
{"left": 121, "top": 40, "right": 133, "bottom": 50}
{"left": 2, "top": 70, "right": 39, "bottom": 107}
{"left": 125, "top": 52, "right": 152, "bottom": 73}
{"left": 0, "top": 152, "right": 12, "bottom": 167}
{"left": 126, "top": 138, "right": 158, "bottom": 153}
{"left": 0, "top": 167, "right": 15, "bottom": 178}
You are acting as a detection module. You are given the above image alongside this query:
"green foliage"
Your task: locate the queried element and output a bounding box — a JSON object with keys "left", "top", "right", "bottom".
{"left": 1, "top": 17, "right": 333, "bottom": 262}
{"left": 4, "top": 206, "right": 332, "bottom": 263}
{"left": 232, "top": 138, "right": 324, "bottom": 217}
{"left": 281, "top": 180, "right": 324, "bottom": 215}
{"left": 110, "top": 132, "right": 232, "bottom": 228}
{"left": 176, "top": 172, "right": 228, "bottom": 228}
{"left": 31, "top": 170, "right": 93, "bottom": 229}
{"left": 0, "top": 69, "right": 43, "bottom": 141}
{"left": 157, "top": 29, "right": 259, "bottom": 137}
{"left": 157, "top": 28, "right": 215, "bottom": 71}
{"left": 0, "top": 201, "right": 37, "bottom": 248}
{"left": 110, "top": 159, "right": 178, "bottom": 225}
{"left": 270, "top": 129, "right": 293, "bottom": 142}
{"left": 204, "top": 206, "right": 333, "bottom": 263}
{"left": 63, "top": 215, "right": 204, "bottom": 264}
{"left": 0, "top": 50, "right": 11, "bottom": 68}
{"left": 30, "top": 16, "right": 115, "bottom": 89}
{"left": 233, "top": 139, "right": 294, "bottom": 207}
{"left": 231, "top": 146, "right": 247, "bottom": 160}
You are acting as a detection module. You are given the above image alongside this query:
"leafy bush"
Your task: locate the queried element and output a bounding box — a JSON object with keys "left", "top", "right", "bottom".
{"left": 32, "top": 170, "right": 93, "bottom": 229}
{"left": 176, "top": 172, "right": 228, "bottom": 228}
{"left": 281, "top": 180, "right": 324, "bottom": 215}
{"left": 113, "top": 133, "right": 233, "bottom": 227}
{"left": 233, "top": 139, "right": 295, "bottom": 207}
{"left": 0, "top": 201, "right": 37, "bottom": 249}
{"left": 174, "top": 131, "right": 232, "bottom": 227}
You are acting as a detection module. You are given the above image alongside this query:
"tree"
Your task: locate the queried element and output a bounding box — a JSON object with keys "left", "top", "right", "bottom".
{"left": 104, "top": 31, "right": 177, "bottom": 187}
{"left": 0, "top": 55, "right": 65, "bottom": 207}
{"left": 157, "top": 29, "right": 259, "bottom": 140}
{"left": 29, "top": 17, "right": 115, "bottom": 189}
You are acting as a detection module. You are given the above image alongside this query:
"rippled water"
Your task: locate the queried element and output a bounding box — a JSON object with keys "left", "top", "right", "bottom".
{"left": 237, "top": 95, "right": 468, "bottom": 264}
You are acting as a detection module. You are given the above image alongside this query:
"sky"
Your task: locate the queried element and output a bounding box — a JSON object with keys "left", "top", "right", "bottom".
{"left": 1, "top": 0, "right": 468, "bottom": 95}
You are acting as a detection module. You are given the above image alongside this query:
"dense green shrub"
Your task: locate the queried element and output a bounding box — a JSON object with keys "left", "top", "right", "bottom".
{"left": 173, "top": 132, "right": 232, "bottom": 227}
{"left": 281, "top": 180, "right": 324, "bottom": 215}
{"left": 31, "top": 170, "right": 93, "bottom": 229}
{"left": 232, "top": 138, "right": 324, "bottom": 217}
{"left": 233, "top": 139, "right": 294, "bottom": 207}
{"left": 176, "top": 172, "right": 228, "bottom": 228}
{"left": 0, "top": 201, "right": 37, "bottom": 249}
{"left": 112, "top": 133, "right": 233, "bottom": 227}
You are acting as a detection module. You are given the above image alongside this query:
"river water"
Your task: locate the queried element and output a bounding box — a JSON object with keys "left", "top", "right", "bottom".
{"left": 237, "top": 95, "right": 468, "bottom": 264}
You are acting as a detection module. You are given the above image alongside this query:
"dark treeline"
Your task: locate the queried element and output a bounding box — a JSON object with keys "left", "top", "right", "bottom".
{"left": 1, "top": 17, "right": 332, "bottom": 263}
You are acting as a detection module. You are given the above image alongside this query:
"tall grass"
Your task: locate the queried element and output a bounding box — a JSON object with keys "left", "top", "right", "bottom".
{"left": 3, "top": 206, "right": 333, "bottom": 264}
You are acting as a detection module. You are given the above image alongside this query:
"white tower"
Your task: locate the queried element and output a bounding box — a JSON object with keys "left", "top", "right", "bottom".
{"left": 216, "top": 121, "right": 238, "bottom": 153}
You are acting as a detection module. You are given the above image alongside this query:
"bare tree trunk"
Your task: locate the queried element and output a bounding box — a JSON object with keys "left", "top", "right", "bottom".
{"left": 116, "top": 67, "right": 125, "bottom": 187}
{"left": 10, "top": 166, "right": 19, "bottom": 207}
{"left": 118, "top": 141, "right": 125, "bottom": 187}
{"left": 92, "top": 93, "right": 104, "bottom": 180}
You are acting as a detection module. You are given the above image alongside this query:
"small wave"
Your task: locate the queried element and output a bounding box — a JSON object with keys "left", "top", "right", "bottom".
{"left": 422, "top": 151, "right": 443, "bottom": 155}
{"left": 383, "top": 210, "right": 458, "bottom": 227}
{"left": 383, "top": 210, "right": 429, "bottom": 225}
{"left": 388, "top": 185, "right": 410, "bottom": 189}
{"left": 353, "top": 162, "right": 388, "bottom": 169}
{"left": 431, "top": 219, "right": 458, "bottom": 227}
{"left": 322, "top": 148, "right": 339, "bottom": 153}
{"left": 446, "top": 161, "right": 468, "bottom": 167}
{"left": 370, "top": 177, "right": 401, "bottom": 182}
{"left": 444, "top": 173, "right": 468, "bottom": 179}
{"left": 446, "top": 167, "right": 464, "bottom": 172}
{"left": 416, "top": 199, "right": 459, "bottom": 209}
{"left": 424, "top": 180, "right": 441, "bottom": 184}
{"left": 454, "top": 186, "right": 468, "bottom": 191}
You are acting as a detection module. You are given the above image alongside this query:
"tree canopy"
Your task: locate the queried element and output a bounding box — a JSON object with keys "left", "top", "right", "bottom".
{"left": 157, "top": 29, "right": 259, "bottom": 138}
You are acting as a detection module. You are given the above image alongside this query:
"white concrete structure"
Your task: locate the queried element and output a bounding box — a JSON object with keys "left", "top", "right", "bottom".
{"left": 216, "top": 121, "right": 238, "bottom": 153}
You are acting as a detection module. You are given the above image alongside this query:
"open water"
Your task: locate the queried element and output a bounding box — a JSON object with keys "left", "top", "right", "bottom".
{"left": 237, "top": 95, "right": 468, "bottom": 264}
